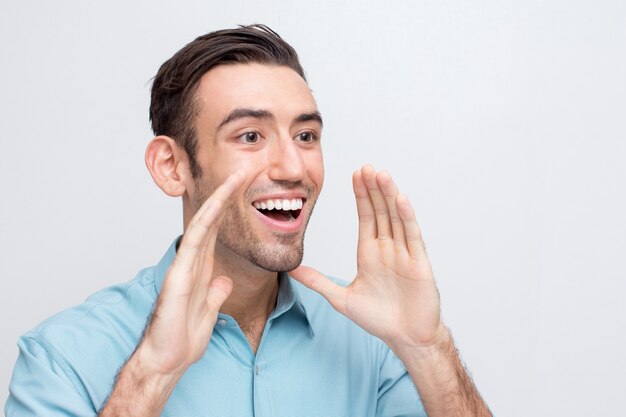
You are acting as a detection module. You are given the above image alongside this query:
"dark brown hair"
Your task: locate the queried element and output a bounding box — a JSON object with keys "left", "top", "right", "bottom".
{"left": 149, "top": 24, "right": 306, "bottom": 178}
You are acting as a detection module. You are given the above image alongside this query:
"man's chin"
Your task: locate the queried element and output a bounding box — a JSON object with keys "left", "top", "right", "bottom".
{"left": 249, "top": 246, "right": 304, "bottom": 272}
{"left": 216, "top": 210, "right": 309, "bottom": 272}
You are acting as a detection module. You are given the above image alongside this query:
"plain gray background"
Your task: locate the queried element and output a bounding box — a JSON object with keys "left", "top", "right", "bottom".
{"left": 1, "top": 1, "right": 625, "bottom": 416}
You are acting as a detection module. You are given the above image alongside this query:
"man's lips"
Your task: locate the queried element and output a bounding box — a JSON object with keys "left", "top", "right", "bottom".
{"left": 251, "top": 196, "right": 307, "bottom": 233}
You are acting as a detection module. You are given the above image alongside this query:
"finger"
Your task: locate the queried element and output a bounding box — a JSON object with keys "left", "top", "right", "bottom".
{"left": 396, "top": 193, "right": 427, "bottom": 259}
{"left": 205, "top": 275, "right": 233, "bottom": 317}
{"left": 191, "top": 170, "right": 247, "bottom": 284}
{"left": 289, "top": 265, "right": 348, "bottom": 314}
{"left": 191, "top": 220, "right": 221, "bottom": 296}
{"left": 361, "top": 165, "right": 392, "bottom": 240}
{"left": 376, "top": 171, "right": 406, "bottom": 248}
{"left": 195, "top": 275, "right": 233, "bottom": 331}
{"left": 353, "top": 170, "right": 376, "bottom": 241}
{"left": 174, "top": 171, "right": 245, "bottom": 273}
{"left": 187, "top": 171, "right": 245, "bottom": 298}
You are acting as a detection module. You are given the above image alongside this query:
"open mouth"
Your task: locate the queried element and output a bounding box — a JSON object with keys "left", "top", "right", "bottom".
{"left": 253, "top": 198, "right": 304, "bottom": 222}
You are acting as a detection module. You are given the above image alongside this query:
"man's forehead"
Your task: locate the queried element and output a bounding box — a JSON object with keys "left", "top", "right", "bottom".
{"left": 194, "top": 63, "right": 318, "bottom": 124}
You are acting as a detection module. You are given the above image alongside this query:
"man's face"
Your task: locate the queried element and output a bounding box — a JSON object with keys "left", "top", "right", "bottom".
{"left": 189, "top": 63, "right": 324, "bottom": 272}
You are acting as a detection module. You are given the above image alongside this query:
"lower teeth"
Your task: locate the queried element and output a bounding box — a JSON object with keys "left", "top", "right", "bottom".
{"left": 259, "top": 209, "right": 295, "bottom": 222}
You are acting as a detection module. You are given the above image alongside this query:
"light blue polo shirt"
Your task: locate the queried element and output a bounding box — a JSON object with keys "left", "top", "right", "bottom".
{"left": 5, "top": 239, "right": 427, "bottom": 416}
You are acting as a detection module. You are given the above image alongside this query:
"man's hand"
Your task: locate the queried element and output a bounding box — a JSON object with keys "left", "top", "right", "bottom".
{"left": 290, "top": 164, "right": 443, "bottom": 351}
{"left": 138, "top": 170, "right": 245, "bottom": 375}
{"left": 290, "top": 165, "right": 491, "bottom": 416}
{"left": 100, "top": 171, "right": 245, "bottom": 417}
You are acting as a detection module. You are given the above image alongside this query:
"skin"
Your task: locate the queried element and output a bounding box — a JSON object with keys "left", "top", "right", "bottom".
{"left": 187, "top": 64, "right": 324, "bottom": 334}
{"left": 189, "top": 64, "right": 324, "bottom": 279}
{"left": 99, "top": 63, "right": 491, "bottom": 416}
{"left": 290, "top": 167, "right": 491, "bottom": 415}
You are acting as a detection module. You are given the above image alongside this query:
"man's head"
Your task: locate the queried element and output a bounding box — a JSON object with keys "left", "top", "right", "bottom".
{"left": 150, "top": 24, "right": 307, "bottom": 179}
{"left": 146, "top": 25, "right": 324, "bottom": 273}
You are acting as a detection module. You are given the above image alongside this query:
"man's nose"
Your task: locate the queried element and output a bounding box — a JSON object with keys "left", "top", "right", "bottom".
{"left": 267, "top": 134, "right": 306, "bottom": 182}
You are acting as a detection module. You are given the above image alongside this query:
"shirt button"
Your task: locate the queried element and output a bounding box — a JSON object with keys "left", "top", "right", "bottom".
{"left": 217, "top": 318, "right": 227, "bottom": 326}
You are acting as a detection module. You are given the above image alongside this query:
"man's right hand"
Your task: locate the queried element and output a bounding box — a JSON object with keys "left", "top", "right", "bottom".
{"left": 100, "top": 171, "right": 245, "bottom": 417}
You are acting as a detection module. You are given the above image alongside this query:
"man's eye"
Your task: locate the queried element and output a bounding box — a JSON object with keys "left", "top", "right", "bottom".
{"left": 239, "top": 132, "right": 261, "bottom": 144}
{"left": 297, "top": 131, "right": 317, "bottom": 143}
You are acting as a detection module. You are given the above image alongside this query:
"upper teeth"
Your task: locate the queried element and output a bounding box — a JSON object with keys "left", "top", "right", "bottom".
{"left": 254, "top": 198, "right": 303, "bottom": 211}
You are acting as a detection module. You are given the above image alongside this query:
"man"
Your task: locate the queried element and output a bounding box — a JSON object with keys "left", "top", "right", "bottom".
{"left": 6, "top": 25, "right": 491, "bottom": 416}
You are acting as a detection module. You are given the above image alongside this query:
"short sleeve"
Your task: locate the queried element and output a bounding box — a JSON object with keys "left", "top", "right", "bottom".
{"left": 5, "top": 336, "right": 97, "bottom": 417}
{"left": 376, "top": 347, "right": 428, "bottom": 417}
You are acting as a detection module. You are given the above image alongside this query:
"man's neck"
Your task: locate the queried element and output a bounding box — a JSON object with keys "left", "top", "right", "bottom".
{"left": 212, "top": 243, "right": 280, "bottom": 353}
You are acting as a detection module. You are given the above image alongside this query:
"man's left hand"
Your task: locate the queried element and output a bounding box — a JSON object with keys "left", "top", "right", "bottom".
{"left": 290, "top": 164, "right": 448, "bottom": 354}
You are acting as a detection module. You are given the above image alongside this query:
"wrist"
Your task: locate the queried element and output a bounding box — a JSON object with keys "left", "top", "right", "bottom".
{"left": 388, "top": 325, "right": 492, "bottom": 416}
{"left": 388, "top": 324, "right": 453, "bottom": 365}
{"left": 131, "top": 343, "right": 189, "bottom": 385}
{"left": 100, "top": 346, "right": 186, "bottom": 416}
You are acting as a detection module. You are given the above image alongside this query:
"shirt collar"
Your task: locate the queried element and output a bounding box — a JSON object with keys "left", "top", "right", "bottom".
{"left": 153, "top": 236, "right": 179, "bottom": 295}
{"left": 153, "top": 237, "right": 314, "bottom": 337}
{"left": 273, "top": 272, "right": 314, "bottom": 337}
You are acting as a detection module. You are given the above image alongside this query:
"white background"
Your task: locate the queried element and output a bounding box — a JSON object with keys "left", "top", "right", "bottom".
{"left": 1, "top": 1, "right": 625, "bottom": 416}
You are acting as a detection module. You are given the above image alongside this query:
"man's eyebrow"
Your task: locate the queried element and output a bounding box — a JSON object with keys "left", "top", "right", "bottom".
{"left": 217, "top": 108, "right": 274, "bottom": 131}
{"left": 295, "top": 111, "right": 323, "bottom": 127}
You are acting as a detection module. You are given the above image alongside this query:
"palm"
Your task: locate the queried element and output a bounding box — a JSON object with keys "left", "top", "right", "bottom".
{"left": 292, "top": 166, "right": 444, "bottom": 350}
{"left": 139, "top": 172, "right": 244, "bottom": 374}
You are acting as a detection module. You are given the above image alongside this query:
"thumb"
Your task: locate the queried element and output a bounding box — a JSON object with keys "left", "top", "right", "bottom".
{"left": 206, "top": 275, "right": 233, "bottom": 315}
{"left": 289, "top": 265, "right": 346, "bottom": 314}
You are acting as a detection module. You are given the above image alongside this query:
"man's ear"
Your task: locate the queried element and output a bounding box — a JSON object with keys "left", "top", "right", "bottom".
{"left": 145, "top": 136, "right": 191, "bottom": 197}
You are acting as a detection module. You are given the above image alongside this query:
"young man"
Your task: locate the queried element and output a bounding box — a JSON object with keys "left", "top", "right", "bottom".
{"left": 6, "top": 25, "right": 491, "bottom": 416}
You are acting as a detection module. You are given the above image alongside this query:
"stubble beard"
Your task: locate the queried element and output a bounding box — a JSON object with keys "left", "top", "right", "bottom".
{"left": 194, "top": 177, "right": 316, "bottom": 272}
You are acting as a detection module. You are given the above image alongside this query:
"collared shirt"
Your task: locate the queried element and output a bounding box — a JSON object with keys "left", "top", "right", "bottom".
{"left": 5, "top": 239, "right": 427, "bottom": 417}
